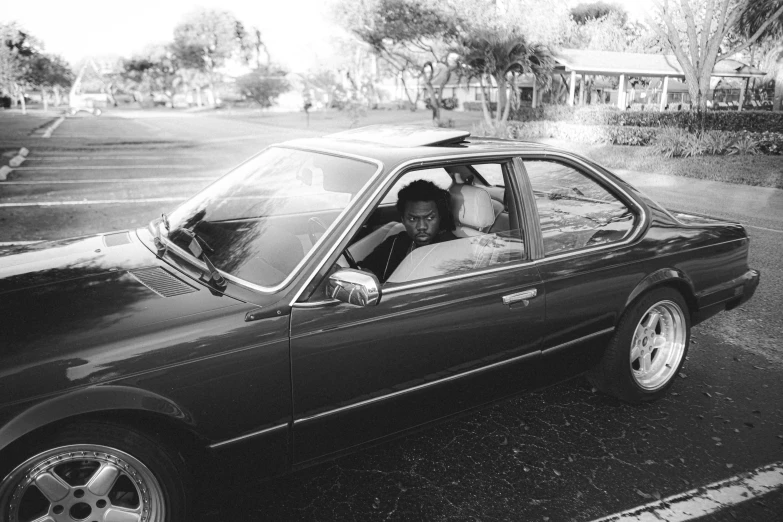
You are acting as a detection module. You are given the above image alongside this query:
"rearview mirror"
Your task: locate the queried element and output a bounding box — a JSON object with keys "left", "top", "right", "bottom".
{"left": 296, "top": 167, "right": 313, "bottom": 186}
{"left": 327, "top": 269, "right": 381, "bottom": 307}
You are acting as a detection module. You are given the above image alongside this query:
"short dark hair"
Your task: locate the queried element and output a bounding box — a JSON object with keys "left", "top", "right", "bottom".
{"left": 395, "top": 179, "right": 455, "bottom": 231}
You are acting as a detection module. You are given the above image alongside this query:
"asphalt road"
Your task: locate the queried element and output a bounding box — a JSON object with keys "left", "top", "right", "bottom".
{"left": 1, "top": 109, "right": 781, "bottom": 522}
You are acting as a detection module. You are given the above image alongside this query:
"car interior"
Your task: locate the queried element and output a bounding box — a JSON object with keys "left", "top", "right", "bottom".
{"left": 333, "top": 162, "right": 526, "bottom": 285}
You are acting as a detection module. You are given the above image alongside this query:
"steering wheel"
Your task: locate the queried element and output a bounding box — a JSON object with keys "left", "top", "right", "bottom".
{"left": 308, "top": 217, "right": 327, "bottom": 246}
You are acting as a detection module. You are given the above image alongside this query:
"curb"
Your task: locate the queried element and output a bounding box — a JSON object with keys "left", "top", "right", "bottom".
{"left": 41, "top": 116, "right": 65, "bottom": 138}
{"left": 1, "top": 148, "right": 29, "bottom": 181}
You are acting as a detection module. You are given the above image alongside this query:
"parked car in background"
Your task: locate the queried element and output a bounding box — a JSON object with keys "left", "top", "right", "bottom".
{"left": 0, "top": 126, "right": 759, "bottom": 521}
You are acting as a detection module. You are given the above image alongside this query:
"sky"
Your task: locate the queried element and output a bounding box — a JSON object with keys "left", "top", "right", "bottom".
{"left": 4, "top": 0, "right": 654, "bottom": 72}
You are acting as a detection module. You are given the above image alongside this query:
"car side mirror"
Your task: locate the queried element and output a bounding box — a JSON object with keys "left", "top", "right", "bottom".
{"left": 327, "top": 269, "right": 381, "bottom": 307}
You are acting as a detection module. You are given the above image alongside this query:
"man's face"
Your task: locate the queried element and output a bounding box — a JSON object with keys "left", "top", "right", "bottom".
{"left": 403, "top": 200, "right": 441, "bottom": 247}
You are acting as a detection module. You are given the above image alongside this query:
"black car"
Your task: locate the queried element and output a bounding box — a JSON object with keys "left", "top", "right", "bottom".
{"left": 0, "top": 126, "right": 759, "bottom": 521}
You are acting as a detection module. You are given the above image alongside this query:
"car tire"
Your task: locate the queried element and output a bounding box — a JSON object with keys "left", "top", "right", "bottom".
{"left": 587, "top": 287, "right": 690, "bottom": 403}
{"left": 0, "top": 421, "right": 188, "bottom": 522}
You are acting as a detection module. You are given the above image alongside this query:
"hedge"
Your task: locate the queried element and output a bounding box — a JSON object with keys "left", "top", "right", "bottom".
{"left": 509, "top": 105, "right": 783, "bottom": 133}
{"left": 464, "top": 101, "right": 498, "bottom": 112}
{"left": 503, "top": 121, "right": 658, "bottom": 145}
{"left": 496, "top": 121, "right": 783, "bottom": 154}
{"left": 424, "top": 96, "right": 459, "bottom": 111}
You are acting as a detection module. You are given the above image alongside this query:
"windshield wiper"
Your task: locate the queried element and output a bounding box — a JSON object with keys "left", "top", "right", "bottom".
{"left": 178, "top": 228, "right": 227, "bottom": 290}
{"left": 152, "top": 213, "right": 170, "bottom": 257}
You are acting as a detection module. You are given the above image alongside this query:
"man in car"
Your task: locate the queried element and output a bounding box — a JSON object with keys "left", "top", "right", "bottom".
{"left": 360, "top": 179, "right": 457, "bottom": 283}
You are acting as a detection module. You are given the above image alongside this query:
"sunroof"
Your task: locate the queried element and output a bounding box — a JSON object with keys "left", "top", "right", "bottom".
{"left": 326, "top": 125, "right": 471, "bottom": 147}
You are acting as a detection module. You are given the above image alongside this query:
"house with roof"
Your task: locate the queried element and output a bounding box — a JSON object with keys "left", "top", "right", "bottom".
{"left": 437, "top": 48, "right": 767, "bottom": 112}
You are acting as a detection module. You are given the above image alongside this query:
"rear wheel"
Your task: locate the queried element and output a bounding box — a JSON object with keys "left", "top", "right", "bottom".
{"left": 588, "top": 287, "right": 690, "bottom": 403}
{"left": 0, "top": 421, "right": 187, "bottom": 522}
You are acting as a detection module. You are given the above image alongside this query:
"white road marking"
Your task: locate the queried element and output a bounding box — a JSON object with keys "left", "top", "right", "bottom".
{"left": 590, "top": 461, "right": 783, "bottom": 522}
{"left": 0, "top": 197, "right": 187, "bottom": 207}
{"left": 25, "top": 155, "right": 213, "bottom": 161}
{"left": 745, "top": 224, "right": 783, "bottom": 234}
{"left": 0, "top": 241, "right": 42, "bottom": 246}
{"left": 12, "top": 165, "right": 195, "bottom": 170}
{"left": 41, "top": 116, "right": 65, "bottom": 138}
{"left": 2, "top": 177, "right": 216, "bottom": 185}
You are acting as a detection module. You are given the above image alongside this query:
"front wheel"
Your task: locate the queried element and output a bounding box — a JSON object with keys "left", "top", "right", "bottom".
{"left": 588, "top": 287, "right": 690, "bottom": 403}
{"left": 0, "top": 421, "right": 188, "bottom": 522}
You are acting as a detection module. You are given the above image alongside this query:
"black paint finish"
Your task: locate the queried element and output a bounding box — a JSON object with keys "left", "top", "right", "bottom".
{"left": 0, "top": 137, "right": 759, "bottom": 490}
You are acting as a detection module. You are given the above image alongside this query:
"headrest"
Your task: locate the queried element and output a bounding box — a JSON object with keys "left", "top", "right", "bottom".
{"left": 449, "top": 185, "right": 496, "bottom": 230}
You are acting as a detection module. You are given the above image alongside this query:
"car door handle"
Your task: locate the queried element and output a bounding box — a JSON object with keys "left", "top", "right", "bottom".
{"left": 502, "top": 289, "right": 537, "bottom": 306}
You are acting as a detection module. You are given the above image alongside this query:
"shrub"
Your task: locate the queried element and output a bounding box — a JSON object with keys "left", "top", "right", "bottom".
{"left": 729, "top": 135, "right": 760, "bottom": 155}
{"left": 681, "top": 134, "right": 706, "bottom": 158}
{"left": 703, "top": 131, "right": 733, "bottom": 155}
{"left": 509, "top": 105, "right": 783, "bottom": 133}
{"left": 425, "top": 96, "right": 459, "bottom": 111}
{"left": 756, "top": 131, "right": 783, "bottom": 155}
{"left": 464, "top": 101, "right": 498, "bottom": 112}
{"left": 651, "top": 127, "right": 689, "bottom": 158}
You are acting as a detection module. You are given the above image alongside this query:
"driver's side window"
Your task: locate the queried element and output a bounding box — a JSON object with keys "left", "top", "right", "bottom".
{"left": 346, "top": 162, "right": 526, "bottom": 286}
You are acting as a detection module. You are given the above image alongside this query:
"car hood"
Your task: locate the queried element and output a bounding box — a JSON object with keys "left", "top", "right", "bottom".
{"left": 0, "top": 232, "right": 250, "bottom": 389}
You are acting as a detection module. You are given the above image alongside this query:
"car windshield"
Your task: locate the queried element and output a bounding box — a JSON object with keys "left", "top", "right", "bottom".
{"left": 163, "top": 147, "right": 378, "bottom": 288}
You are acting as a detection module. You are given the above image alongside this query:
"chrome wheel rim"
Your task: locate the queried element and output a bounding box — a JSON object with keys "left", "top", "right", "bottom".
{"left": 1, "top": 444, "right": 165, "bottom": 522}
{"left": 630, "top": 300, "right": 686, "bottom": 391}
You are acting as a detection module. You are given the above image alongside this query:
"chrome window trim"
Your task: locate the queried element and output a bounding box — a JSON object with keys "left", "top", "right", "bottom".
{"left": 208, "top": 423, "right": 288, "bottom": 449}
{"left": 290, "top": 148, "right": 648, "bottom": 302}
{"left": 294, "top": 349, "right": 541, "bottom": 425}
{"left": 159, "top": 146, "right": 384, "bottom": 295}
{"left": 521, "top": 151, "right": 648, "bottom": 264}
{"left": 288, "top": 150, "right": 535, "bottom": 306}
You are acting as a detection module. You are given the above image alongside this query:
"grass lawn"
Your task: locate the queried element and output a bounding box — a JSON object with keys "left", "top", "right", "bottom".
{"left": 207, "top": 106, "right": 485, "bottom": 134}
{"left": 192, "top": 107, "right": 783, "bottom": 189}
{"left": 530, "top": 139, "right": 783, "bottom": 189}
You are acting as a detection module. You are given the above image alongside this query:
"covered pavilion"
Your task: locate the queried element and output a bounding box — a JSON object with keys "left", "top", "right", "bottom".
{"left": 549, "top": 48, "right": 767, "bottom": 111}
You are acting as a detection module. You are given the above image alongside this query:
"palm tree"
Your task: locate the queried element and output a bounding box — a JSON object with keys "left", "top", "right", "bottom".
{"left": 458, "top": 29, "right": 553, "bottom": 128}
{"left": 735, "top": 0, "right": 783, "bottom": 111}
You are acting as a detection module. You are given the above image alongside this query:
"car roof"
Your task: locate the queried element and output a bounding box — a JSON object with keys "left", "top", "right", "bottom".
{"left": 278, "top": 124, "right": 561, "bottom": 168}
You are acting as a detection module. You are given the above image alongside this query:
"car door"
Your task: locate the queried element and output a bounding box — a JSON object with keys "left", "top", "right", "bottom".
{"left": 288, "top": 159, "right": 545, "bottom": 465}
{"left": 518, "top": 154, "right": 645, "bottom": 362}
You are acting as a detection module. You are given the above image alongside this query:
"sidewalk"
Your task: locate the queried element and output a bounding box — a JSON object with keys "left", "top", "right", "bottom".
{"left": 613, "top": 168, "right": 783, "bottom": 231}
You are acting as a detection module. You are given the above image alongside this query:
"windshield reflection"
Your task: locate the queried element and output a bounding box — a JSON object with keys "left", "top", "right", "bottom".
{"left": 164, "top": 147, "right": 378, "bottom": 287}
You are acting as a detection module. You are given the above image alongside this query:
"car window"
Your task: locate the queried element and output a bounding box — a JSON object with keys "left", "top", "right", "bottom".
{"left": 165, "top": 147, "right": 378, "bottom": 287}
{"left": 523, "top": 160, "right": 636, "bottom": 256}
{"left": 348, "top": 162, "right": 524, "bottom": 286}
{"left": 380, "top": 167, "right": 451, "bottom": 205}
{"left": 472, "top": 163, "right": 504, "bottom": 186}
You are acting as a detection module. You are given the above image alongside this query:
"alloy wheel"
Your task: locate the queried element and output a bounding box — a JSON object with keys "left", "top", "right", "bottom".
{"left": 2, "top": 444, "right": 165, "bottom": 522}
{"left": 629, "top": 299, "right": 687, "bottom": 391}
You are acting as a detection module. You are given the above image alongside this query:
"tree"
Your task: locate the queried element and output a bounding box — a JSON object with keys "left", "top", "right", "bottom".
{"left": 120, "top": 46, "right": 184, "bottom": 107}
{"left": 236, "top": 66, "right": 289, "bottom": 108}
{"left": 27, "top": 54, "right": 74, "bottom": 110}
{"left": 338, "top": 0, "right": 464, "bottom": 121}
{"left": 171, "top": 8, "right": 249, "bottom": 105}
{"left": 649, "top": 0, "right": 783, "bottom": 110}
{"left": 734, "top": 0, "right": 783, "bottom": 110}
{"left": 0, "top": 23, "right": 40, "bottom": 113}
{"left": 571, "top": 2, "right": 627, "bottom": 25}
{"left": 459, "top": 28, "right": 553, "bottom": 126}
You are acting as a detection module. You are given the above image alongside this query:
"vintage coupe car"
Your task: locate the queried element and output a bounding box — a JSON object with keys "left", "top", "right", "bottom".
{"left": 0, "top": 126, "right": 759, "bottom": 521}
